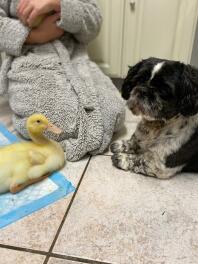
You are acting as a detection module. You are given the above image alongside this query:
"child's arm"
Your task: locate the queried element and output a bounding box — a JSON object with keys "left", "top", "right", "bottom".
{"left": 0, "top": 2, "right": 30, "bottom": 56}
{"left": 17, "top": 0, "right": 102, "bottom": 44}
{"left": 57, "top": 0, "right": 102, "bottom": 44}
{"left": 17, "top": 0, "right": 60, "bottom": 27}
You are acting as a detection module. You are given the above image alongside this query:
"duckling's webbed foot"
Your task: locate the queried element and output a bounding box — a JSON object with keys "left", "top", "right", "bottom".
{"left": 10, "top": 166, "right": 29, "bottom": 193}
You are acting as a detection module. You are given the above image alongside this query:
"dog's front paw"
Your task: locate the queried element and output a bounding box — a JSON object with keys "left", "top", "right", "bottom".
{"left": 110, "top": 141, "right": 124, "bottom": 153}
{"left": 111, "top": 140, "right": 131, "bottom": 154}
{"left": 111, "top": 153, "right": 131, "bottom": 171}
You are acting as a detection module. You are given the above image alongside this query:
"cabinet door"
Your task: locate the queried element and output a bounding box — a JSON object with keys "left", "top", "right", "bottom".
{"left": 88, "top": 0, "right": 125, "bottom": 77}
{"left": 122, "top": 0, "right": 198, "bottom": 76}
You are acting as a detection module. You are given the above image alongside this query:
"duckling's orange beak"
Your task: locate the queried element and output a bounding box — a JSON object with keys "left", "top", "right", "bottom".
{"left": 46, "top": 122, "right": 63, "bottom": 134}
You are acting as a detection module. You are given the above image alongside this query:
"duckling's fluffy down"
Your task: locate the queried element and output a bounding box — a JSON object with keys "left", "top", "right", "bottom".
{"left": 0, "top": 0, "right": 125, "bottom": 161}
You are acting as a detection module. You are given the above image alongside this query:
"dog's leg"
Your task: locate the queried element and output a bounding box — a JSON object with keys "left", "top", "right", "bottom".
{"left": 110, "top": 139, "right": 135, "bottom": 154}
{"left": 112, "top": 152, "right": 178, "bottom": 179}
{"left": 110, "top": 134, "right": 141, "bottom": 154}
{"left": 111, "top": 120, "right": 151, "bottom": 154}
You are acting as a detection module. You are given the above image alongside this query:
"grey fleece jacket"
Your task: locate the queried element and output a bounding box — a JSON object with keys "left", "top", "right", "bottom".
{"left": 0, "top": 0, "right": 125, "bottom": 161}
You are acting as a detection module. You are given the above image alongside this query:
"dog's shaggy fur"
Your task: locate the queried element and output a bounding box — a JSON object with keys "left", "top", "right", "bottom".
{"left": 111, "top": 57, "right": 198, "bottom": 178}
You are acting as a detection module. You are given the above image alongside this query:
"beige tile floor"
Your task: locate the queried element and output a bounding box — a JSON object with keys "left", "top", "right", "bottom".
{"left": 0, "top": 97, "right": 198, "bottom": 264}
{"left": 0, "top": 248, "right": 45, "bottom": 264}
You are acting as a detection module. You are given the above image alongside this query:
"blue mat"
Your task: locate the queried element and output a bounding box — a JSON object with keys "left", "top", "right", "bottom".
{"left": 0, "top": 124, "right": 75, "bottom": 229}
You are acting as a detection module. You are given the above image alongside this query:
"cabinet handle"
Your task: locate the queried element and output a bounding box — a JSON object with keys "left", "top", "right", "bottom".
{"left": 130, "top": 0, "right": 136, "bottom": 10}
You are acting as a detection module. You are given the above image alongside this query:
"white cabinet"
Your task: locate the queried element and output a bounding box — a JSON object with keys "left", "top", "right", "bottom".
{"left": 88, "top": 0, "right": 198, "bottom": 78}
{"left": 88, "top": 0, "right": 125, "bottom": 77}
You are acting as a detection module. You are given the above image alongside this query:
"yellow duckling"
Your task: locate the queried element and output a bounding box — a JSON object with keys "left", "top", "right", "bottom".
{"left": 0, "top": 114, "right": 65, "bottom": 194}
{"left": 31, "top": 11, "right": 54, "bottom": 28}
{"left": 32, "top": 14, "right": 47, "bottom": 28}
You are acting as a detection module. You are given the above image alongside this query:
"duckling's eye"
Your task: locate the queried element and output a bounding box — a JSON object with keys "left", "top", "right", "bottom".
{"left": 36, "top": 120, "right": 41, "bottom": 123}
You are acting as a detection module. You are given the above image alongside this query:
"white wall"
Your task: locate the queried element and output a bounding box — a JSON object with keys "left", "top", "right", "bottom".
{"left": 191, "top": 20, "right": 198, "bottom": 68}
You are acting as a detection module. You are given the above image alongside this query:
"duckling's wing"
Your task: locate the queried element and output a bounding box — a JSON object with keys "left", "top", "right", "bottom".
{"left": 0, "top": 149, "right": 45, "bottom": 165}
{"left": 28, "top": 150, "right": 47, "bottom": 165}
{"left": 0, "top": 150, "right": 28, "bottom": 164}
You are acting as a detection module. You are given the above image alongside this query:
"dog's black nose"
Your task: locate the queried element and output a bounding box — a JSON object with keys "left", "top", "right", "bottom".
{"left": 121, "top": 83, "right": 132, "bottom": 100}
{"left": 122, "top": 91, "right": 130, "bottom": 100}
{"left": 121, "top": 87, "right": 131, "bottom": 100}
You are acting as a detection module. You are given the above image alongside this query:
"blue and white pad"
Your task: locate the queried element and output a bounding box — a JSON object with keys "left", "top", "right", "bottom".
{"left": 0, "top": 124, "right": 75, "bottom": 229}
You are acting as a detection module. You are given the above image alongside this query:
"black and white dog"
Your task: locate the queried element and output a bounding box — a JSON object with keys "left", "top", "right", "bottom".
{"left": 111, "top": 57, "right": 198, "bottom": 178}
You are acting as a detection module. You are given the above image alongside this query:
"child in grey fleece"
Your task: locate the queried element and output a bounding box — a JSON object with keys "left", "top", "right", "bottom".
{"left": 0, "top": 0, "right": 125, "bottom": 161}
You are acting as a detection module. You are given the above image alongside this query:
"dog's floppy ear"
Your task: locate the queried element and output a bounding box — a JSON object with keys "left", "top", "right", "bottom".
{"left": 179, "top": 65, "right": 198, "bottom": 117}
{"left": 121, "top": 60, "right": 144, "bottom": 100}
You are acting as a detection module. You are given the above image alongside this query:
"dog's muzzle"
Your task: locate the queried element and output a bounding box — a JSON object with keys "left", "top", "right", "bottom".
{"left": 127, "top": 95, "right": 144, "bottom": 116}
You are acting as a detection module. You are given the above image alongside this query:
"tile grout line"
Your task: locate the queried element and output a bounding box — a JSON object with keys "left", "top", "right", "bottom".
{"left": 43, "top": 156, "right": 92, "bottom": 264}
{"left": 0, "top": 243, "right": 48, "bottom": 256}
{"left": 48, "top": 252, "right": 113, "bottom": 264}
{"left": 0, "top": 244, "right": 113, "bottom": 264}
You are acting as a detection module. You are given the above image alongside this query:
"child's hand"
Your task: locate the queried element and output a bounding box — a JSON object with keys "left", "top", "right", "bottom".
{"left": 25, "top": 13, "right": 64, "bottom": 44}
{"left": 17, "top": 0, "right": 60, "bottom": 27}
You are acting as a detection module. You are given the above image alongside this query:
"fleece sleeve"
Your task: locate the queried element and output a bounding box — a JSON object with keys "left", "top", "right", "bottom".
{"left": 57, "top": 0, "right": 102, "bottom": 44}
{"left": 0, "top": 2, "right": 30, "bottom": 56}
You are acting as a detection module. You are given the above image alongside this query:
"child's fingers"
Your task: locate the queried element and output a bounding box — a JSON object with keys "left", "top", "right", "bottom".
{"left": 17, "top": 0, "right": 27, "bottom": 16}
{"left": 17, "top": 0, "right": 25, "bottom": 11}
{"left": 28, "top": 11, "right": 60, "bottom": 28}
{"left": 27, "top": 10, "right": 41, "bottom": 27}
{"left": 21, "top": 5, "right": 34, "bottom": 25}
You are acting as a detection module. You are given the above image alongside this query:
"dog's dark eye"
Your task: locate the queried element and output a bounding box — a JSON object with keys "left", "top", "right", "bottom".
{"left": 150, "top": 76, "right": 163, "bottom": 87}
{"left": 138, "top": 71, "right": 151, "bottom": 83}
{"left": 159, "top": 91, "right": 168, "bottom": 99}
{"left": 159, "top": 86, "right": 172, "bottom": 100}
